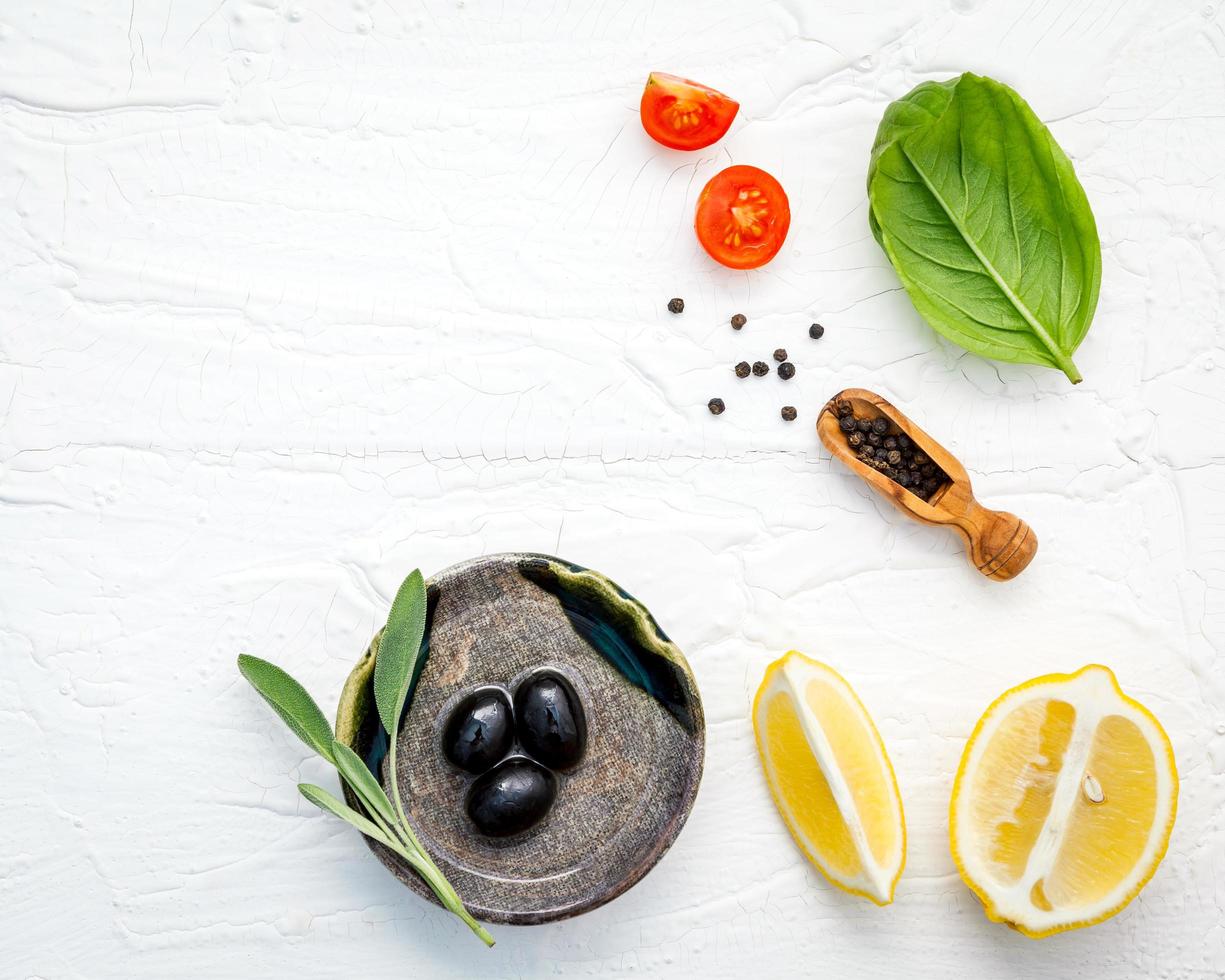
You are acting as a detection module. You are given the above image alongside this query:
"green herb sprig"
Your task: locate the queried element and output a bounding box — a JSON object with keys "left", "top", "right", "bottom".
{"left": 867, "top": 73, "right": 1101, "bottom": 384}
{"left": 237, "top": 569, "right": 494, "bottom": 947}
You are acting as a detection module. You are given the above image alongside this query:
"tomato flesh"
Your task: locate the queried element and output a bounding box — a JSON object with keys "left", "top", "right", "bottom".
{"left": 640, "top": 72, "right": 739, "bottom": 151}
{"left": 695, "top": 166, "right": 790, "bottom": 270}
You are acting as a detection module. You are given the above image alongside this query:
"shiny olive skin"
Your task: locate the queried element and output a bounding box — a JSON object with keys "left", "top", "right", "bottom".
{"left": 513, "top": 671, "right": 587, "bottom": 771}
{"left": 442, "top": 688, "right": 514, "bottom": 774}
{"left": 465, "top": 757, "right": 557, "bottom": 837}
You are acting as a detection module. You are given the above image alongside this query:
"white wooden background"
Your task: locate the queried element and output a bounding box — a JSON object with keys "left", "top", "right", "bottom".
{"left": 2, "top": 1, "right": 1223, "bottom": 977}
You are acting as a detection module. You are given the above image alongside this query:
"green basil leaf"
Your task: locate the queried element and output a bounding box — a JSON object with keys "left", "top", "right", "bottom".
{"left": 298, "top": 783, "right": 394, "bottom": 847}
{"left": 237, "top": 654, "right": 336, "bottom": 764}
{"left": 867, "top": 73, "right": 1101, "bottom": 384}
{"left": 373, "top": 569, "right": 427, "bottom": 735}
{"left": 331, "top": 739, "right": 398, "bottom": 831}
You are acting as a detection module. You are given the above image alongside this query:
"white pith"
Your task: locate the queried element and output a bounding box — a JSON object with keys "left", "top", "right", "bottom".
{"left": 952, "top": 666, "right": 1176, "bottom": 933}
{"left": 756, "top": 657, "right": 904, "bottom": 903}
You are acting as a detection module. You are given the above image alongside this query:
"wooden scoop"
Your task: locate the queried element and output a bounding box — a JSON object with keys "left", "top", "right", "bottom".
{"left": 816, "top": 388, "right": 1037, "bottom": 581}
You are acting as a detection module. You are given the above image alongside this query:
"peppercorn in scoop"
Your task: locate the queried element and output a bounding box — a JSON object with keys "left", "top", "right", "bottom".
{"left": 833, "top": 399, "right": 950, "bottom": 502}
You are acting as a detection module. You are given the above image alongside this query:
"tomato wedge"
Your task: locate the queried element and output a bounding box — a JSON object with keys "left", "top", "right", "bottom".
{"left": 640, "top": 72, "right": 739, "bottom": 151}
{"left": 695, "top": 166, "right": 790, "bottom": 270}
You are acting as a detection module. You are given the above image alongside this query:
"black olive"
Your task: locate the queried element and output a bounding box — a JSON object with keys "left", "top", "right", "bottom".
{"left": 442, "top": 688, "right": 514, "bottom": 774}
{"left": 465, "top": 757, "right": 557, "bottom": 837}
{"left": 514, "top": 671, "right": 586, "bottom": 771}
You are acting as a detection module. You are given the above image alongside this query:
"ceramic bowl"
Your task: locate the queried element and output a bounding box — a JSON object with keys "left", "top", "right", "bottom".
{"left": 335, "top": 553, "right": 705, "bottom": 925}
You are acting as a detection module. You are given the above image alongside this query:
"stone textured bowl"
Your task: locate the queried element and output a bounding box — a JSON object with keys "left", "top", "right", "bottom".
{"left": 334, "top": 553, "right": 705, "bottom": 925}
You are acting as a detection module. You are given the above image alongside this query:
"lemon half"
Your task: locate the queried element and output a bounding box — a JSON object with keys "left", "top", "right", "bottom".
{"left": 753, "top": 652, "right": 906, "bottom": 905}
{"left": 950, "top": 665, "right": 1177, "bottom": 938}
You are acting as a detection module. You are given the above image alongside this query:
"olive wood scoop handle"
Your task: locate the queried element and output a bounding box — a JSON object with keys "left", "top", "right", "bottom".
{"left": 816, "top": 388, "right": 1037, "bottom": 581}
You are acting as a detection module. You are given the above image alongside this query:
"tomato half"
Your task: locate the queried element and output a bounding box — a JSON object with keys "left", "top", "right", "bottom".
{"left": 695, "top": 166, "right": 790, "bottom": 270}
{"left": 640, "top": 72, "right": 739, "bottom": 151}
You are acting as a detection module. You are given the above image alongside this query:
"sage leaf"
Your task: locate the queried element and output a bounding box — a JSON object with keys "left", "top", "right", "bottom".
{"left": 237, "top": 654, "right": 336, "bottom": 764}
{"left": 867, "top": 73, "right": 1101, "bottom": 384}
{"left": 299, "top": 783, "right": 394, "bottom": 847}
{"left": 331, "top": 739, "right": 398, "bottom": 832}
{"left": 373, "top": 569, "right": 427, "bottom": 735}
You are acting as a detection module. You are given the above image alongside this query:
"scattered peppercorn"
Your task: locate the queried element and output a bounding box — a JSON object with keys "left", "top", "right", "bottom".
{"left": 752, "top": 361, "right": 769, "bottom": 377}
{"left": 667, "top": 297, "right": 684, "bottom": 314}
{"left": 777, "top": 362, "right": 796, "bottom": 380}
{"left": 707, "top": 397, "right": 725, "bottom": 415}
{"left": 773, "top": 348, "right": 788, "bottom": 363}
{"left": 781, "top": 406, "right": 797, "bottom": 422}
{"left": 809, "top": 323, "right": 825, "bottom": 340}
{"left": 735, "top": 361, "right": 751, "bottom": 379}
{"left": 730, "top": 313, "right": 746, "bottom": 330}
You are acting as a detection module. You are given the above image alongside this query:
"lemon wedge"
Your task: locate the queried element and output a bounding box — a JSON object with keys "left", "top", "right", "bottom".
{"left": 950, "top": 665, "right": 1177, "bottom": 938}
{"left": 753, "top": 652, "right": 906, "bottom": 904}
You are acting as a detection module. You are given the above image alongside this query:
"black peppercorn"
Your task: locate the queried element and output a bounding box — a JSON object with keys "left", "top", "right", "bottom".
{"left": 847, "top": 432, "right": 863, "bottom": 448}
{"left": 809, "top": 323, "right": 824, "bottom": 340}
{"left": 667, "top": 297, "right": 684, "bottom": 314}
{"left": 884, "top": 436, "right": 898, "bottom": 451}
{"left": 887, "top": 450, "right": 902, "bottom": 466}
{"left": 839, "top": 416, "right": 856, "bottom": 434}
{"left": 836, "top": 401, "right": 853, "bottom": 418}
{"left": 752, "top": 361, "right": 769, "bottom": 377}
{"left": 868, "top": 432, "right": 882, "bottom": 447}
{"left": 913, "top": 452, "right": 928, "bottom": 466}
{"left": 896, "top": 471, "right": 911, "bottom": 487}
{"left": 871, "top": 417, "right": 889, "bottom": 436}
{"left": 707, "top": 397, "right": 725, "bottom": 415}
{"left": 875, "top": 447, "right": 889, "bottom": 461}
{"left": 781, "top": 406, "right": 797, "bottom": 422}
{"left": 777, "top": 362, "right": 796, "bottom": 380}
{"left": 897, "top": 435, "right": 911, "bottom": 450}
{"left": 773, "top": 348, "right": 788, "bottom": 363}
{"left": 735, "top": 361, "right": 751, "bottom": 378}
{"left": 730, "top": 313, "right": 746, "bottom": 329}
{"left": 856, "top": 418, "right": 872, "bottom": 433}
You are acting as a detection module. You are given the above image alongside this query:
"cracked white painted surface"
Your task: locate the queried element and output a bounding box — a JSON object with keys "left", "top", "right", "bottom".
{"left": 2, "top": 1, "right": 1223, "bottom": 977}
